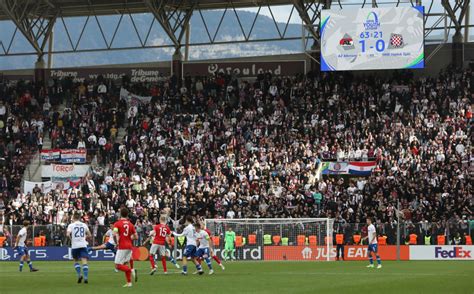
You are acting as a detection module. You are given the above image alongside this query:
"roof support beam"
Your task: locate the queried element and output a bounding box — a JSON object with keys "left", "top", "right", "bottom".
{"left": 293, "top": 0, "right": 327, "bottom": 46}
{"left": 0, "top": 0, "right": 57, "bottom": 60}
{"left": 144, "top": 0, "right": 195, "bottom": 52}
{"left": 442, "top": 0, "right": 470, "bottom": 34}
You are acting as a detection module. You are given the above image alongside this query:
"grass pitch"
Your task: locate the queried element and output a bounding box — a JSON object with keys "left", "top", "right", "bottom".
{"left": 0, "top": 260, "right": 472, "bottom": 294}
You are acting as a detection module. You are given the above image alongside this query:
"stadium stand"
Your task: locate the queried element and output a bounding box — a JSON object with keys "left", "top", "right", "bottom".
{"left": 0, "top": 65, "right": 472, "bottom": 245}
{"left": 0, "top": 68, "right": 473, "bottom": 247}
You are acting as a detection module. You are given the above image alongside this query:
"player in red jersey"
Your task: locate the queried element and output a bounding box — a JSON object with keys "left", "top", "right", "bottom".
{"left": 113, "top": 208, "right": 138, "bottom": 288}
{"left": 142, "top": 215, "right": 180, "bottom": 275}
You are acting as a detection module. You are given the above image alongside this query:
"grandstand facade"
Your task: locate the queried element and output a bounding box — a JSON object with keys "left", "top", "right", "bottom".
{"left": 0, "top": 0, "right": 473, "bottom": 75}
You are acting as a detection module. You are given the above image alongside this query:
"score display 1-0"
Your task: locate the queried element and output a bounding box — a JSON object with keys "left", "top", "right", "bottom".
{"left": 358, "top": 31, "right": 385, "bottom": 53}
{"left": 321, "top": 6, "right": 424, "bottom": 71}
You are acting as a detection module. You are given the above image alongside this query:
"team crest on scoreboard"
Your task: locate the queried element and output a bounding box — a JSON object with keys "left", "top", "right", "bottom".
{"left": 339, "top": 34, "right": 355, "bottom": 50}
{"left": 389, "top": 33, "right": 405, "bottom": 49}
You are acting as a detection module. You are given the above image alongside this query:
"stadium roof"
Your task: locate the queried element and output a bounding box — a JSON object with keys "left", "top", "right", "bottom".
{"left": 0, "top": 0, "right": 470, "bottom": 63}
{"left": 0, "top": 0, "right": 328, "bottom": 58}
{"left": 0, "top": 0, "right": 310, "bottom": 20}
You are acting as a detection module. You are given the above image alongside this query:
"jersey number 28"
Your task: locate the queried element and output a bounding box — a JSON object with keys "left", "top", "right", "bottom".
{"left": 74, "top": 227, "right": 85, "bottom": 238}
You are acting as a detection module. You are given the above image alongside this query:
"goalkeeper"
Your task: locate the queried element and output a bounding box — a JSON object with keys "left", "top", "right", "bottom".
{"left": 223, "top": 227, "right": 236, "bottom": 261}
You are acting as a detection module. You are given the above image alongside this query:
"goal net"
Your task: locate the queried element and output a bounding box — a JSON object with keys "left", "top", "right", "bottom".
{"left": 204, "top": 218, "right": 335, "bottom": 261}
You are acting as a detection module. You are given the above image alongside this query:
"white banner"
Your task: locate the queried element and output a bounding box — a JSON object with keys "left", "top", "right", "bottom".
{"left": 120, "top": 87, "right": 152, "bottom": 105}
{"left": 51, "top": 178, "right": 82, "bottom": 191}
{"left": 23, "top": 181, "right": 53, "bottom": 194}
{"left": 41, "top": 164, "right": 90, "bottom": 178}
{"left": 409, "top": 245, "right": 474, "bottom": 260}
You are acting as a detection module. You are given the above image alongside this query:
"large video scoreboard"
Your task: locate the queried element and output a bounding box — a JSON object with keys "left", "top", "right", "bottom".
{"left": 320, "top": 6, "right": 424, "bottom": 71}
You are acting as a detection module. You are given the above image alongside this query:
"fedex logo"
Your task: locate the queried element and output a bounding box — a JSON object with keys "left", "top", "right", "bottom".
{"left": 435, "top": 247, "right": 471, "bottom": 259}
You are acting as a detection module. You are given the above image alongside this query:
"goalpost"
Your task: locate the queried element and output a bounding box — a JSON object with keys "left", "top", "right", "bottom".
{"left": 204, "top": 218, "right": 335, "bottom": 261}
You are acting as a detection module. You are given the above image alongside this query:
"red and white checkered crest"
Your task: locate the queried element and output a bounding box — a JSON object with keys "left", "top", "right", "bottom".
{"left": 390, "top": 34, "right": 404, "bottom": 48}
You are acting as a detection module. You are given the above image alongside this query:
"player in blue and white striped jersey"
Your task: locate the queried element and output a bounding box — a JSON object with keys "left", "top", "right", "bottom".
{"left": 194, "top": 223, "right": 214, "bottom": 275}
{"left": 14, "top": 220, "right": 38, "bottom": 272}
{"left": 66, "top": 212, "right": 92, "bottom": 283}
{"left": 172, "top": 216, "right": 203, "bottom": 275}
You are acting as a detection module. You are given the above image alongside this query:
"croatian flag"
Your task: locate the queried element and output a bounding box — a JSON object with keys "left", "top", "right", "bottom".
{"left": 41, "top": 149, "right": 61, "bottom": 161}
{"left": 348, "top": 161, "right": 377, "bottom": 176}
{"left": 61, "top": 149, "right": 87, "bottom": 163}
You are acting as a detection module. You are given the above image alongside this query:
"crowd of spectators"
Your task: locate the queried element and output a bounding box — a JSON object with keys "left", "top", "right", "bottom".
{"left": 0, "top": 80, "right": 46, "bottom": 215}
{"left": 0, "top": 65, "right": 472, "bottom": 245}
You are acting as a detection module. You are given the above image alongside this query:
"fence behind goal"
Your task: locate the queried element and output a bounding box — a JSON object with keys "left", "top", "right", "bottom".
{"left": 204, "top": 218, "right": 335, "bottom": 261}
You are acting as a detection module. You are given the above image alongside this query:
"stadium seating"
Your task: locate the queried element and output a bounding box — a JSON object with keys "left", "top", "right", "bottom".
{"left": 248, "top": 235, "right": 257, "bottom": 245}
{"left": 1, "top": 65, "right": 472, "bottom": 246}
{"left": 308, "top": 236, "right": 317, "bottom": 246}
{"left": 272, "top": 235, "right": 281, "bottom": 245}
{"left": 211, "top": 236, "right": 220, "bottom": 247}
{"left": 437, "top": 235, "right": 446, "bottom": 245}
{"left": 297, "top": 235, "right": 306, "bottom": 246}
{"left": 235, "top": 236, "right": 243, "bottom": 247}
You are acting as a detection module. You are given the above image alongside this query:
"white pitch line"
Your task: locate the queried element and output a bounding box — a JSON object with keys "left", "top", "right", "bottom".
{"left": 263, "top": 271, "right": 471, "bottom": 277}
{"left": 0, "top": 269, "right": 469, "bottom": 278}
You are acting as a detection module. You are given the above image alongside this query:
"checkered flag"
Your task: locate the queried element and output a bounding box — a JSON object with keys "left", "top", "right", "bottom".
{"left": 389, "top": 33, "right": 404, "bottom": 49}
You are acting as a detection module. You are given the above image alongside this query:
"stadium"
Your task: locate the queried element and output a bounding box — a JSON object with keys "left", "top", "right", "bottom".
{"left": 0, "top": 0, "right": 473, "bottom": 293}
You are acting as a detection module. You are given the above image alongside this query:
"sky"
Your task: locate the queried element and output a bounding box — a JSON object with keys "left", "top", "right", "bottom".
{"left": 241, "top": 5, "right": 302, "bottom": 24}
{"left": 239, "top": 1, "right": 472, "bottom": 41}
{"left": 240, "top": 1, "right": 454, "bottom": 24}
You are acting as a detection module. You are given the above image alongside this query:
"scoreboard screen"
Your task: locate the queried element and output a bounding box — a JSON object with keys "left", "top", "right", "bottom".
{"left": 320, "top": 6, "right": 424, "bottom": 71}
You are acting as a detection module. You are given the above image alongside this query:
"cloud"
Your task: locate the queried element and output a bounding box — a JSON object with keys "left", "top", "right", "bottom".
{"left": 239, "top": 6, "right": 302, "bottom": 24}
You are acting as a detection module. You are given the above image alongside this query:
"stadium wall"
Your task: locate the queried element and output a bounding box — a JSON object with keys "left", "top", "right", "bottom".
{"left": 1, "top": 245, "right": 472, "bottom": 261}
{"left": 1, "top": 43, "right": 473, "bottom": 81}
